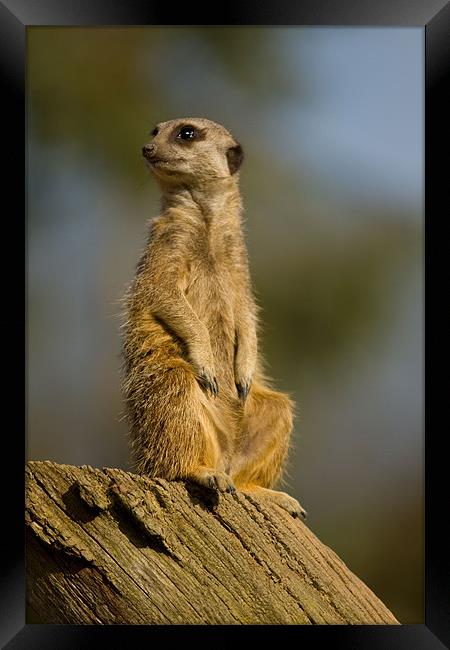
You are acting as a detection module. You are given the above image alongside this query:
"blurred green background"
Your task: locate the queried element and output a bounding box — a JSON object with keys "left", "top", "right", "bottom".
{"left": 26, "top": 27, "right": 423, "bottom": 623}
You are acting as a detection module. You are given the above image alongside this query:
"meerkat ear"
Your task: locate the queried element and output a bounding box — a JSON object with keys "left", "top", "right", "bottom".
{"left": 226, "top": 143, "right": 244, "bottom": 175}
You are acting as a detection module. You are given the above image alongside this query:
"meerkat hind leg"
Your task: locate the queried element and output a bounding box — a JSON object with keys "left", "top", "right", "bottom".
{"left": 185, "top": 392, "right": 237, "bottom": 493}
{"left": 231, "top": 383, "right": 307, "bottom": 518}
{"left": 128, "top": 361, "right": 236, "bottom": 495}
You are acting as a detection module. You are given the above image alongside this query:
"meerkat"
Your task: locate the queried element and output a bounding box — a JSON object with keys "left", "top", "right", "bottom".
{"left": 121, "top": 117, "right": 306, "bottom": 518}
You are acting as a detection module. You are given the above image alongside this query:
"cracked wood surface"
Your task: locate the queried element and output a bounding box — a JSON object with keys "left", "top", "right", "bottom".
{"left": 25, "top": 460, "right": 399, "bottom": 625}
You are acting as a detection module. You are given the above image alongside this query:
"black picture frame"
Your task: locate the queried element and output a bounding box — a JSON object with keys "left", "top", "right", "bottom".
{"left": 2, "top": 0, "right": 448, "bottom": 647}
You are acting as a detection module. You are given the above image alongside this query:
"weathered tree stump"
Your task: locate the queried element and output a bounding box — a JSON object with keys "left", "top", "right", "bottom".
{"left": 25, "top": 460, "right": 399, "bottom": 625}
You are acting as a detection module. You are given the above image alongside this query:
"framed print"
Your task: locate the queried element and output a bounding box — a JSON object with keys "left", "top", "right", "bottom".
{"left": 2, "top": 0, "right": 448, "bottom": 647}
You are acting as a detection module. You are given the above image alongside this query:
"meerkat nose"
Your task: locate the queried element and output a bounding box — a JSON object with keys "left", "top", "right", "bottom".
{"left": 142, "top": 143, "right": 156, "bottom": 159}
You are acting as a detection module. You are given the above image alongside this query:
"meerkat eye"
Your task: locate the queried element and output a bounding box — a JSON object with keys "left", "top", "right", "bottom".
{"left": 151, "top": 127, "right": 158, "bottom": 137}
{"left": 178, "top": 126, "right": 196, "bottom": 141}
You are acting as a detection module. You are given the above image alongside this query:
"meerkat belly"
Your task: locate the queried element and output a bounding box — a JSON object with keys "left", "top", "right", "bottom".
{"left": 185, "top": 266, "right": 236, "bottom": 382}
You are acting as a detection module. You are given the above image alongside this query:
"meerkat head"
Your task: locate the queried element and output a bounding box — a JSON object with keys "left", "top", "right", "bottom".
{"left": 142, "top": 117, "right": 243, "bottom": 188}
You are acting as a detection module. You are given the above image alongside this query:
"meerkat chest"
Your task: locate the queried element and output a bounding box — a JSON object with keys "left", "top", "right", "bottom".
{"left": 185, "top": 233, "right": 238, "bottom": 329}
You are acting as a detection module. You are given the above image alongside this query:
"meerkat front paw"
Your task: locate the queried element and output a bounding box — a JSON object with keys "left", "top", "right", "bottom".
{"left": 189, "top": 346, "right": 219, "bottom": 396}
{"left": 192, "top": 361, "right": 219, "bottom": 396}
{"left": 235, "top": 378, "right": 252, "bottom": 401}
{"left": 198, "top": 369, "right": 219, "bottom": 397}
{"left": 235, "top": 365, "right": 253, "bottom": 401}
{"left": 234, "top": 358, "right": 255, "bottom": 401}
{"left": 234, "top": 337, "right": 256, "bottom": 401}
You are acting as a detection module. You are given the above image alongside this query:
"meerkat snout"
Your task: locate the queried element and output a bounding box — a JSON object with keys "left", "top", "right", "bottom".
{"left": 142, "top": 143, "right": 156, "bottom": 160}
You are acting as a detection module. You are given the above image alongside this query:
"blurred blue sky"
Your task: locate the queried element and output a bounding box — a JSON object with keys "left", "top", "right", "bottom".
{"left": 277, "top": 29, "right": 422, "bottom": 214}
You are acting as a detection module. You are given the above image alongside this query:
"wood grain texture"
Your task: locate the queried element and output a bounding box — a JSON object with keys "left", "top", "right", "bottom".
{"left": 25, "top": 460, "right": 399, "bottom": 625}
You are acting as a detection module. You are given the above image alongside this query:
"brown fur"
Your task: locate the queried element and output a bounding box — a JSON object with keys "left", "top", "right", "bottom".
{"left": 121, "top": 117, "right": 305, "bottom": 518}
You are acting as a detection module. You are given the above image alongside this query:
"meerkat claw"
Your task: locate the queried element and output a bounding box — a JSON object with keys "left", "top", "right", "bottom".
{"left": 294, "top": 504, "right": 308, "bottom": 520}
{"left": 293, "top": 506, "right": 308, "bottom": 520}
{"left": 236, "top": 381, "right": 251, "bottom": 401}
{"left": 199, "top": 372, "right": 219, "bottom": 397}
